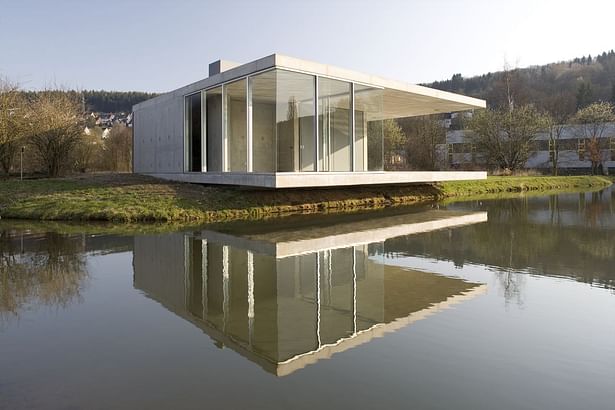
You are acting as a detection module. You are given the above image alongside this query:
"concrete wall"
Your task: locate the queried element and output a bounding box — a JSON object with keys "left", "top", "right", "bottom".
{"left": 133, "top": 91, "right": 184, "bottom": 173}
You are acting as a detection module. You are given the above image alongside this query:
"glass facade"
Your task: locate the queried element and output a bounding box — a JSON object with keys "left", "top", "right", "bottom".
{"left": 318, "top": 78, "right": 352, "bottom": 172}
{"left": 185, "top": 69, "right": 384, "bottom": 174}
{"left": 224, "top": 79, "right": 247, "bottom": 172}
{"left": 250, "top": 70, "right": 316, "bottom": 172}
{"left": 354, "top": 84, "right": 384, "bottom": 171}
{"left": 206, "top": 87, "right": 223, "bottom": 172}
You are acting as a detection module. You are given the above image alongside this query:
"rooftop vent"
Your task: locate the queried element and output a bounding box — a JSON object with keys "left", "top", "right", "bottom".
{"left": 208, "top": 60, "right": 240, "bottom": 76}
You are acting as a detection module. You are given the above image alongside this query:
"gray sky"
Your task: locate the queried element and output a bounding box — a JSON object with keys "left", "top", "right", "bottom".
{"left": 1, "top": 0, "right": 614, "bottom": 92}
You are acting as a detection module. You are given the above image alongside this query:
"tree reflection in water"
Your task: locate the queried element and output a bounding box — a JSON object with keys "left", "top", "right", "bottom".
{"left": 386, "top": 186, "right": 615, "bottom": 292}
{"left": 0, "top": 229, "right": 88, "bottom": 324}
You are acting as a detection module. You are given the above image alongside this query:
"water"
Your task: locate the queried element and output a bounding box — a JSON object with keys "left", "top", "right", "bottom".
{"left": 1, "top": 188, "right": 614, "bottom": 410}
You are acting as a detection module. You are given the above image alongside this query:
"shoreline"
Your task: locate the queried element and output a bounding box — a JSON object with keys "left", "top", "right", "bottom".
{"left": 0, "top": 174, "right": 612, "bottom": 224}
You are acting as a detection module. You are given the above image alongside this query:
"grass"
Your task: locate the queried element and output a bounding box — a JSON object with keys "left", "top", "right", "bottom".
{"left": 438, "top": 175, "right": 613, "bottom": 197}
{"left": 0, "top": 173, "right": 611, "bottom": 224}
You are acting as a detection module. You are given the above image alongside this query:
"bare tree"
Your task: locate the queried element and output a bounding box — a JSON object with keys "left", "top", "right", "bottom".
{"left": 573, "top": 102, "right": 615, "bottom": 175}
{"left": 541, "top": 93, "right": 576, "bottom": 176}
{"left": 102, "top": 124, "right": 132, "bottom": 172}
{"left": 27, "top": 91, "right": 84, "bottom": 177}
{"left": 0, "top": 78, "right": 27, "bottom": 174}
{"left": 73, "top": 131, "right": 101, "bottom": 173}
{"left": 487, "top": 61, "right": 529, "bottom": 111}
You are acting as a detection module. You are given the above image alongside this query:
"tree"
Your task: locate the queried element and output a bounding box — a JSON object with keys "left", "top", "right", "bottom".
{"left": 450, "top": 73, "right": 463, "bottom": 92}
{"left": 469, "top": 105, "right": 549, "bottom": 172}
{"left": 542, "top": 93, "right": 576, "bottom": 175}
{"left": 101, "top": 124, "right": 132, "bottom": 172}
{"left": 0, "top": 78, "right": 27, "bottom": 174}
{"left": 27, "top": 91, "right": 84, "bottom": 177}
{"left": 402, "top": 115, "right": 446, "bottom": 170}
{"left": 73, "top": 131, "right": 101, "bottom": 173}
{"left": 576, "top": 81, "right": 593, "bottom": 109}
{"left": 369, "top": 119, "right": 404, "bottom": 170}
{"left": 487, "top": 62, "right": 528, "bottom": 110}
{"left": 383, "top": 119, "right": 405, "bottom": 157}
{"left": 572, "top": 102, "right": 615, "bottom": 175}
{"left": 545, "top": 114, "right": 565, "bottom": 176}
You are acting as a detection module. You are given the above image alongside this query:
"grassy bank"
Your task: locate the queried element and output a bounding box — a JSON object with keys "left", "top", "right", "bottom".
{"left": 438, "top": 175, "right": 613, "bottom": 198}
{"left": 0, "top": 174, "right": 611, "bottom": 223}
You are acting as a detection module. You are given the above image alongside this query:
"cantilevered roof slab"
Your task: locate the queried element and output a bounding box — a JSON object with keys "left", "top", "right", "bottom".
{"left": 135, "top": 53, "right": 486, "bottom": 115}
{"left": 273, "top": 54, "right": 486, "bottom": 118}
{"left": 382, "top": 88, "right": 485, "bottom": 119}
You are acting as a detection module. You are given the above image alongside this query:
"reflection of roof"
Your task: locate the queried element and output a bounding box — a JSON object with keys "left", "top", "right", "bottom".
{"left": 197, "top": 210, "right": 488, "bottom": 258}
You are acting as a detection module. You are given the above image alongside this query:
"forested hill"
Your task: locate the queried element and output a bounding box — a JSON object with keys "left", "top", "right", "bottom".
{"left": 428, "top": 49, "right": 615, "bottom": 115}
{"left": 82, "top": 90, "right": 158, "bottom": 112}
{"left": 20, "top": 90, "right": 159, "bottom": 113}
{"left": 23, "top": 90, "right": 159, "bottom": 113}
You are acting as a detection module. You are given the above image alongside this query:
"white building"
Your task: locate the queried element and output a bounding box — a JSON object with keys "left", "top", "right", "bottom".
{"left": 133, "top": 54, "right": 487, "bottom": 188}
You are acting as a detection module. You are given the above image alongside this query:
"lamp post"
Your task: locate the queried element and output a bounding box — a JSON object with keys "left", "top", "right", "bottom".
{"left": 20, "top": 146, "right": 24, "bottom": 181}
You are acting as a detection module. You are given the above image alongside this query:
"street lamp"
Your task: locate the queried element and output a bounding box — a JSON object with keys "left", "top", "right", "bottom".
{"left": 20, "top": 146, "right": 24, "bottom": 181}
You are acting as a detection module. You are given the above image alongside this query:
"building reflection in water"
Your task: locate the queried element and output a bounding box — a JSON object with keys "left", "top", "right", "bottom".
{"left": 134, "top": 210, "right": 488, "bottom": 376}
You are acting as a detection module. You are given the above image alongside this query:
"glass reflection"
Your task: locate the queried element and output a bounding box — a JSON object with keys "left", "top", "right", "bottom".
{"left": 250, "top": 70, "right": 316, "bottom": 172}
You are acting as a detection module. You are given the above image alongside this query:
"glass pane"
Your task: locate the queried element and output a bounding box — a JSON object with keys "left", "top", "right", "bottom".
{"left": 250, "top": 71, "right": 276, "bottom": 172}
{"left": 224, "top": 79, "right": 247, "bottom": 172}
{"left": 318, "top": 78, "right": 352, "bottom": 172}
{"left": 206, "top": 87, "right": 223, "bottom": 172}
{"left": 368, "top": 119, "right": 384, "bottom": 171}
{"left": 250, "top": 69, "right": 316, "bottom": 172}
{"left": 277, "top": 70, "right": 315, "bottom": 172}
{"left": 185, "top": 92, "right": 202, "bottom": 172}
{"left": 354, "top": 84, "right": 384, "bottom": 171}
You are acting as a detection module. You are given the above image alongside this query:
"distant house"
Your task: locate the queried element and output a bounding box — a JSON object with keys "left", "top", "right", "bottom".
{"left": 132, "top": 54, "right": 486, "bottom": 188}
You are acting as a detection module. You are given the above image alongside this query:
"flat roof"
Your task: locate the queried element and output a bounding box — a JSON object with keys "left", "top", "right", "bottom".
{"left": 196, "top": 210, "right": 488, "bottom": 258}
{"left": 134, "top": 53, "right": 486, "bottom": 118}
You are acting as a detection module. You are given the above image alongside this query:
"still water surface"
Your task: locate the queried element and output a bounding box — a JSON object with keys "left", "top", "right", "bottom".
{"left": 1, "top": 188, "right": 614, "bottom": 409}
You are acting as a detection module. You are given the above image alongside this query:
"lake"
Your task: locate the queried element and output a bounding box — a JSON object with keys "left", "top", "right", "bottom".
{"left": 1, "top": 188, "right": 614, "bottom": 410}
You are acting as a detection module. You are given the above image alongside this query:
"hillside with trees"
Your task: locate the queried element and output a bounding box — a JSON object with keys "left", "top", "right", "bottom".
{"left": 429, "top": 50, "right": 615, "bottom": 116}
{"left": 82, "top": 90, "right": 158, "bottom": 112}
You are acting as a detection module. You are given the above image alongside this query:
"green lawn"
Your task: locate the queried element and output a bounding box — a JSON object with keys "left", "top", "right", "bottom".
{"left": 0, "top": 174, "right": 611, "bottom": 223}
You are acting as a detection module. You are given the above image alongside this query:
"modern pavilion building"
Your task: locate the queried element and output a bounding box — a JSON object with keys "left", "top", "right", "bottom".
{"left": 133, "top": 54, "right": 487, "bottom": 188}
